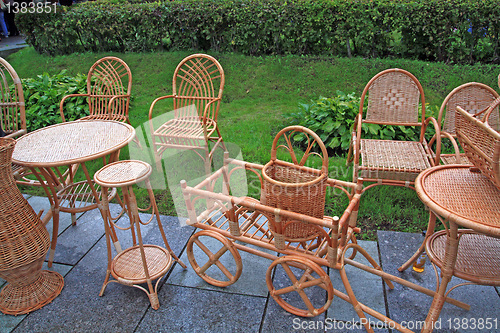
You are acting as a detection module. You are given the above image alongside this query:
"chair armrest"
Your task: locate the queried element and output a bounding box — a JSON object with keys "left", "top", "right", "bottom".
{"left": 4, "top": 129, "right": 26, "bottom": 139}
{"left": 423, "top": 116, "right": 442, "bottom": 166}
{"left": 60, "top": 93, "right": 90, "bottom": 122}
{"left": 148, "top": 95, "right": 175, "bottom": 120}
{"left": 347, "top": 114, "right": 362, "bottom": 165}
{"left": 202, "top": 97, "right": 222, "bottom": 122}
{"left": 107, "top": 94, "right": 131, "bottom": 121}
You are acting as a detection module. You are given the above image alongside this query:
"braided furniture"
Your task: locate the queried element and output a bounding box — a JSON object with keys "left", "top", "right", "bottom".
{"left": 0, "top": 138, "right": 63, "bottom": 315}
{"left": 350, "top": 68, "right": 441, "bottom": 194}
{"left": 94, "top": 160, "right": 186, "bottom": 309}
{"left": 180, "top": 126, "right": 466, "bottom": 332}
{"left": 60, "top": 57, "right": 132, "bottom": 123}
{"left": 432, "top": 82, "right": 499, "bottom": 165}
{"left": 148, "top": 54, "right": 225, "bottom": 172}
{"left": 414, "top": 106, "right": 500, "bottom": 332}
{"left": 12, "top": 120, "right": 135, "bottom": 267}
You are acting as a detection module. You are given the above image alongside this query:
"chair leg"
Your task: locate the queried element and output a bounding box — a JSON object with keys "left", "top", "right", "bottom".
{"left": 99, "top": 269, "right": 111, "bottom": 296}
{"left": 398, "top": 213, "right": 436, "bottom": 272}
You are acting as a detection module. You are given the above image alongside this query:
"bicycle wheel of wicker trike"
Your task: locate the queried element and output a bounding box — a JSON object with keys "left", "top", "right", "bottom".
{"left": 187, "top": 230, "right": 243, "bottom": 287}
{"left": 266, "top": 255, "right": 334, "bottom": 317}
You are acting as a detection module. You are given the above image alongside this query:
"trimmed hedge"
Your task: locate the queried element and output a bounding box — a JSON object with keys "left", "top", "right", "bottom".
{"left": 17, "top": 0, "right": 500, "bottom": 64}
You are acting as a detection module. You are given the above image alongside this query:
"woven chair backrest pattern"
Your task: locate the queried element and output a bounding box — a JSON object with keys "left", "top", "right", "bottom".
{"left": 0, "top": 57, "right": 25, "bottom": 136}
{"left": 363, "top": 69, "right": 424, "bottom": 125}
{"left": 87, "top": 57, "right": 132, "bottom": 121}
{"left": 439, "top": 82, "right": 499, "bottom": 136}
{"left": 456, "top": 106, "right": 500, "bottom": 189}
{"left": 172, "top": 54, "right": 225, "bottom": 122}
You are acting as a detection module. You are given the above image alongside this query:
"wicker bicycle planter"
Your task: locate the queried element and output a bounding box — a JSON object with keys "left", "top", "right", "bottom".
{"left": 0, "top": 138, "right": 64, "bottom": 315}
{"left": 261, "top": 126, "right": 329, "bottom": 249}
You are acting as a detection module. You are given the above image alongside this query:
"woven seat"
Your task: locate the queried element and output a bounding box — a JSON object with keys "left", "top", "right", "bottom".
{"left": 351, "top": 68, "right": 440, "bottom": 191}
{"left": 95, "top": 160, "right": 185, "bottom": 309}
{"left": 149, "top": 54, "right": 225, "bottom": 172}
{"left": 432, "top": 82, "right": 499, "bottom": 165}
{"left": 360, "top": 139, "right": 432, "bottom": 182}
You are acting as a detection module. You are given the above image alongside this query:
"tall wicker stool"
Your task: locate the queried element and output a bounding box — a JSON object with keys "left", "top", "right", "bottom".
{"left": 94, "top": 160, "right": 186, "bottom": 309}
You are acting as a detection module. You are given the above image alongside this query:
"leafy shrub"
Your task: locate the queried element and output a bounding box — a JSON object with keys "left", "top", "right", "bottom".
{"left": 16, "top": 0, "right": 500, "bottom": 64}
{"left": 287, "top": 91, "right": 420, "bottom": 156}
{"left": 22, "top": 71, "right": 89, "bottom": 131}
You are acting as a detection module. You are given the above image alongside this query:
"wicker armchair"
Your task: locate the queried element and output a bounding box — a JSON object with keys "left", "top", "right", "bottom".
{"left": 60, "top": 56, "right": 132, "bottom": 123}
{"left": 350, "top": 68, "right": 441, "bottom": 191}
{"left": 431, "top": 82, "right": 499, "bottom": 165}
{"left": 0, "top": 57, "right": 26, "bottom": 139}
{"left": 148, "top": 54, "right": 225, "bottom": 171}
{"left": 0, "top": 57, "right": 37, "bottom": 187}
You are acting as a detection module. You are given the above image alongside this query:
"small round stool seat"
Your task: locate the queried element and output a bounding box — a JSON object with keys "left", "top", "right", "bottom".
{"left": 426, "top": 230, "right": 500, "bottom": 285}
{"left": 111, "top": 245, "right": 172, "bottom": 284}
{"left": 94, "top": 160, "right": 152, "bottom": 188}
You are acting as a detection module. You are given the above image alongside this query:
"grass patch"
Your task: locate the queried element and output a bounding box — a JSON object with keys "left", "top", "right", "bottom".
{"left": 11, "top": 48, "right": 500, "bottom": 240}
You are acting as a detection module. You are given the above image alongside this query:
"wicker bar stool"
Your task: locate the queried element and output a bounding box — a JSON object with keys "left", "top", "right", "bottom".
{"left": 94, "top": 160, "right": 185, "bottom": 309}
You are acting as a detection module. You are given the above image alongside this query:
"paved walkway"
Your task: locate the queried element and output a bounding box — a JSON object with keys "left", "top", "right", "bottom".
{"left": 0, "top": 35, "right": 28, "bottom": 58}
{"left": 1, "top": 194, "right": 499, "bottom": 333}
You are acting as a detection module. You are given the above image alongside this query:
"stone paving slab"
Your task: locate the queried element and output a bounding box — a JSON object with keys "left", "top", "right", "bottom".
{"left": 137, "top": 284, "right": 267, "bottom": 333}
{"left": 3, "top": 195, "right": 499, "bottom": 332}
{"left": 378, "top": 230, "right": 500, "bottom": 333}
{"left": 327, "top": 240, "right": 387, "bottom": 328}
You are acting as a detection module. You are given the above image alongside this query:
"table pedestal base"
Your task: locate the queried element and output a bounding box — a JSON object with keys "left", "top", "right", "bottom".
{"left": 0, "top": 259, "right": 64, "bottom": 315}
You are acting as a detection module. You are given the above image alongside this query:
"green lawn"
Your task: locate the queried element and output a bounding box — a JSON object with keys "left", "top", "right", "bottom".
{"left": 10, "top": 48, "right": 500, "bottom": 240}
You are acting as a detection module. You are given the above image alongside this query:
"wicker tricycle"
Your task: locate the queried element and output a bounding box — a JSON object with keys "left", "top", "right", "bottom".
{"left": 179, "top": 126, "right": 462, "bottom": 333}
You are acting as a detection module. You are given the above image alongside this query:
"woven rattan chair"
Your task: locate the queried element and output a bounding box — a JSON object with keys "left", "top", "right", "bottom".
{"left": 148, "top": 54, "right": 225, "bottom": 172}
{"left": 431, "top": 82, "right": 499, "bottom": 165}
{"left": 0, "top": 57, "right": 33, "bottom": 186}
{"left": 350, "top": 68, "right": 441, "bottom": 191}
{"left": 95, "top": 160, "right": 186, "bottom": 309}
{"left": 60, "top": 56, "right": 132, "bottom": 123}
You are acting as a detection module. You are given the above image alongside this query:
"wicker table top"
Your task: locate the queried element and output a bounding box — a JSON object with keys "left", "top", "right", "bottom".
{"left": 416, "top": 164, "right": 500, "bottom": 237}
{"left": 12, "top": 120, "right": 135, "bottom": 168}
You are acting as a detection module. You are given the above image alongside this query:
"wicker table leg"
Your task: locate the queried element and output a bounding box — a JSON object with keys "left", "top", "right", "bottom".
{"left": 422, "top": 221, "right": 459, "bottom": 333}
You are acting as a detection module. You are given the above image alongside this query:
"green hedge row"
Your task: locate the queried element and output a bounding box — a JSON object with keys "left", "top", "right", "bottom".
{"left": 17, "top": 0, "right": 500, "bottom": 64}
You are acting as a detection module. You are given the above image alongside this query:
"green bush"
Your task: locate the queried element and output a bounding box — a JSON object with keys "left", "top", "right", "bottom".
{"left": 287, "top": 91, "right": 420, "bottom": 156}
{"left": 16, "top": 0, "right": 500, "bottom": 64}
{"left": 22, "top": 71, "right": 89, "bottom": 131}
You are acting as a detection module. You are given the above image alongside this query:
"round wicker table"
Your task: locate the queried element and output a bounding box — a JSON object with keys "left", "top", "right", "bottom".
{"left": 12, "top": 120, "right": 135, "bottom": 267}
{"left": 415, "top": 164, "right": 500, "bottom": 333}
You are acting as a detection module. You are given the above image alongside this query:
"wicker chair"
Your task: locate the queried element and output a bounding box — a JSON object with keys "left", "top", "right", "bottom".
{"left": 0, "top": 57, "right": 31, "bottom": 186}
{"left": 431, "top": 82, "right": 499, "bottom": 165}
{"left": 60, "top": 56, "right": 132, "bottom": 123}
{"left": 148, "top": 54, "right": 225, "bottom": 172}
{"left": 350, "top": 68, "right": 441, "bottom": 191}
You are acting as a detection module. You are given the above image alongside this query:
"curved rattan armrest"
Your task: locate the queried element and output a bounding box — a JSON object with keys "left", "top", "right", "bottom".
{"left": 4, "top": 129, "right": 27, "bottom": 139}
{"left": 60, "top": 93, "right": 90, "bottom": 122}
{"left": 148, "top": 95, "right": 175, "bottom": 120}
{"left": 440, "top": 131, "right": 461, "bottom": 164}
{"left": 483, "top": 96, "right": 500, "bottom": 126}
{"left": 202, "top": 97, "right": 222, "bottom": 122}
{"left": 351, "top": 114, "right": 363, "bottom": 165}
{"left": 423, "top": 116, "right": 442, "bottom": 166}
{"left": 107, "top": 94, "right": 131, "bottom": 121}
